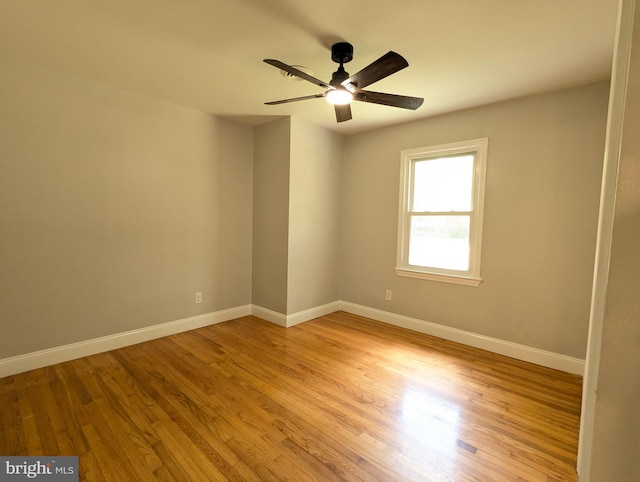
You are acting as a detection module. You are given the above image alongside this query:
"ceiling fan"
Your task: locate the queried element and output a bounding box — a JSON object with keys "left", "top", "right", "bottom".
{"left": 263, "top": 42, "right": 424, "bottom": 123}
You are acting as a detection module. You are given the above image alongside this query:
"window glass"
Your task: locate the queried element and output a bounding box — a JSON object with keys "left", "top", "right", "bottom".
{"left": 408, "top": 216, "right": 470, "bottom": 270}
{"left": 412, "top": 155, "right": 474, "bottom": 212}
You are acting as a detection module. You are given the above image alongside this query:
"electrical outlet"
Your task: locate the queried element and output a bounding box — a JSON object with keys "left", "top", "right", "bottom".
{"left": 195, "top": 291, "right": 203, "bottom": 304}
{"left": 385, "top": 290, "right": 393, "bottom": 301}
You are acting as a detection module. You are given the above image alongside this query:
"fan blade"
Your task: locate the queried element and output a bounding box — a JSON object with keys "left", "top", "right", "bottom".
{"left": 334, "top": 104, "right": 352, "bottom": 122}
{"left": 354, "top": 90, "right": 424, "bottom": 110}
{"left": 342, "top": 51, "right": 408, "bottom": 90}
{"left": 263, "top": 59, "right": 331, "bottom": 89}
{"left": 265, "top": 93, "right": 326, "bottom": 105}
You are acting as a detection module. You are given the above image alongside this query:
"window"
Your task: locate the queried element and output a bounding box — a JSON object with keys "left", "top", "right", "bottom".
{"left": 396, "top": 138, "right": 488, "bottom": 286}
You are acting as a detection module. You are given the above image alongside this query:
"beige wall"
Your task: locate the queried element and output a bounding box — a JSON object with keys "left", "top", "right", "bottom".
{"left": 340, "top": 82, "right": 609, "bottom": 358}
{"left": 589, "top": 0, "right": 640, "bottom": 478}
{"left": 0, "top": 60, "right": 254, "bottom": 358}
{"left": 252, "top": 118, "right": 291, "bottom": 314}
{"left": 252, "top": 116, "right": 342, "bottom": 316}
{"left": 287, "top": 117, "right": 342, "bottom": 314}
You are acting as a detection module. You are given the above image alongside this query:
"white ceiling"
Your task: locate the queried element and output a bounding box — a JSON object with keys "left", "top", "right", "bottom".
{"left": 0, "top": 0, "right": 620, "bottom": 135}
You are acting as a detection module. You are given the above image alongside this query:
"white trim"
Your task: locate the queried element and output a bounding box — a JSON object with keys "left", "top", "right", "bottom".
{"left": 284, "top": 301, "right": 342, "bottom": 327}
{"left": 397, "top": 138, "right": 488, "bottom": 284}
{"left": 339, "top": 301, "right": 585, "bottom": 375}
{"left": 250, "top": 305, "right": 288, "bottom": 327}
{"left": 0, "top": 305, "right": 252, "bottom": 378}
{"left": 251, "top": 301, "right": 341, "bottom": 328}
{"left": 0, "top": 300, "right": 585, "bottom": 378}
{"left": 577, "top": 0, "right": 635, "bottom": 478}
{"left": 395, "top": 268, "right": 482, "bottom": 286}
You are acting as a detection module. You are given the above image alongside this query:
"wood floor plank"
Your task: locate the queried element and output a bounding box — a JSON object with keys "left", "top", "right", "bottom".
{"left": 0, "top": 376, "right": 23, "bottom": 455}
{"left": 110, "top": 348, "right": 256, "bottom": 481}
{"left": 0, "top": 311, "right": 582, "bottom": 481}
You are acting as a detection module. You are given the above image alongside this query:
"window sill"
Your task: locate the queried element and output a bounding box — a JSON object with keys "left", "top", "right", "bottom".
{"left": 395, "top": 268, "right": 482, "bottom": 287}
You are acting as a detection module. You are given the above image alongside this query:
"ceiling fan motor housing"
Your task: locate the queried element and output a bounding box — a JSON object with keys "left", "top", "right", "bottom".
{"left": 331, "top": 42, "right": 354, "bottom": 64}
{"left": 331, "top": 67, "right": 350, "bottom": 86}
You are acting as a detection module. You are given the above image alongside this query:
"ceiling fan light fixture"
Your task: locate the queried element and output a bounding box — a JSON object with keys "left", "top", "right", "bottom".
{"left": 326, "top": 88, "right": 353, "bottom": 105}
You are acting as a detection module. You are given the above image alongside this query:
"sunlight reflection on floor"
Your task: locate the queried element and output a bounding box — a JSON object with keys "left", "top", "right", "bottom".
{"left": 401, "top": 389, "right": 460, "bottom": 451}
{"left": 394, "top": 389, "right": 465, "bottom": 480}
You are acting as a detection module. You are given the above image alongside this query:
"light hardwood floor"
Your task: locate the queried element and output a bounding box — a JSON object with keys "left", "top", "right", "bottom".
{"left": 0, "top": 312, "right": 582, "bottom": 481}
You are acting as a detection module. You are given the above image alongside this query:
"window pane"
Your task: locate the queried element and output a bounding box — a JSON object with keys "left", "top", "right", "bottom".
{"left": 408, "top": 216, "right": 470, "bottom": 271}
{"left": 412, "top": 155, "right": 474, "bottom": 212}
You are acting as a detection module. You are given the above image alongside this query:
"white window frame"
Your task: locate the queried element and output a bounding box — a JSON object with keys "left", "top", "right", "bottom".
{"left": 396, "top": 138, "right": 488, "bottom": 286}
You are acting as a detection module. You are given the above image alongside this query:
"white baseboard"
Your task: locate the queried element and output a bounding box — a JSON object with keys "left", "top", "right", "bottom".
{"left": 283, "top": 301, "right": 341, "bottom": 327}
{"left": 0, "top": 305, "right": 251, "bottom": 378}
{"left": 251, "top": 301, "right": 341, "bottom": 328}
{"left": 338, "top": 301, "right": 585, "bottom": 375}
{"left": 251, "top": 305, "right": 287, "bottom": 327}
{"left": 1, "top": 300, "right": 584, "bottom": 378}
